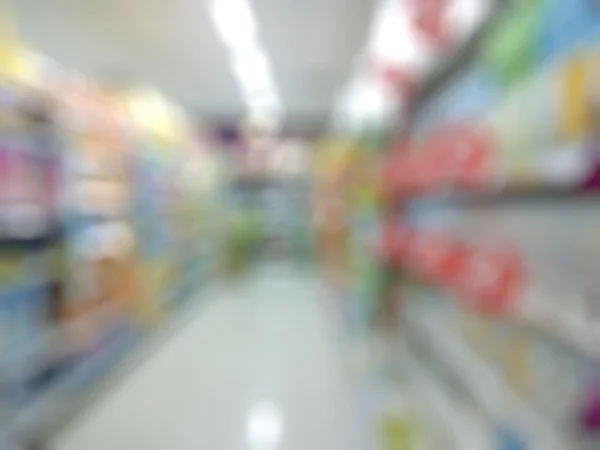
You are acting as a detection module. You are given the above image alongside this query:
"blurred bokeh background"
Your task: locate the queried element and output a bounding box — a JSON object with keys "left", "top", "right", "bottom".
{"left": 1, "top": 0, "right": 600, "bottom": 449}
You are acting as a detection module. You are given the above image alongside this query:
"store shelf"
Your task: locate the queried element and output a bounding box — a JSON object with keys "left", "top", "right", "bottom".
{"left": 406, "top": 277, "right": 600, "bottom": 360}
{"left": 5, "top": 324, "right": 139, "bottom": 447}
{"left": 409, "top": 312, "right": 568, "bottom": 450}
{"left": 518, "top": 314, "right": 600, "bottom": 360}
{"left": 4, "top": 284, "right": 209, "bottom": 449}
{"left": 406, "top": 351, "right": 491, "bottom": 450}
{"left": 0, "top": 230, "right": 62, "bottom": 252}
{"left": 402, "top": 186, "right": 599, "bottom": 208}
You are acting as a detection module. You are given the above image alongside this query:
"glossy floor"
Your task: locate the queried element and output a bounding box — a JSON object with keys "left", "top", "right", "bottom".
{"left": 51, "top": 264, "right": 361, "bottom": 450}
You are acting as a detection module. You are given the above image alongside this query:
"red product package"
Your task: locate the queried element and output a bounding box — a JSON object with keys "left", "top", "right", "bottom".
{"left": 448, "top": 126, "right": 494, "bottom": 189}
{"left": 420, "top": 126, "right": 459, "bottom": 189}
{"left": 405, "top": 230, "right": 457, "bottom": 281}
{"left": 376, "top": 221, "right": 412, "bottom": 267}
{"left": 400, "top": 155, "right": 425, "bottom": 195}
{"left": 417, "top": 150, "right": 451, "bottom": 193}
{"left": 380, "top": 153, "right": 403, "bottom": 198}
{"left": 407, "top": 156, "right": 428, "bottom": 194}
{"left": 452, "top": 244, "right": 526, "bottom": 315}
{"left": 380, "top": 139, "right": 414, "bottom": 197}
{"left": 418, "top": 124, "right": 495, "bottom": 190}
{"left": 432, "top": 240, "right": 472, "bottom": 286}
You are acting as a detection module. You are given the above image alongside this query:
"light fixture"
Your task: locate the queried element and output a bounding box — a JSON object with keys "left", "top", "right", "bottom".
{"left": 231, "top": 47, "right": 274, "bottom": 94}
{"left": 209, "top": 0, "right": 257, "bottom": 52}
{"left": 242, "top": 76, "right": 283, "bottom": 125}
{"left": 208, "top": 0, "right": 284, "bottom": 122}
{"left": 210, "top": 0, "right": 283, "bottom": 121}
{"left": 245, "top": 87, "right": 281, "bottom": 112}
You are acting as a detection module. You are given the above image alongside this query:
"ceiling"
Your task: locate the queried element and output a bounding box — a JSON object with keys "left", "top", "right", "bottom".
{"left": 12, "top": 0, "right": 375, "bottom": 134}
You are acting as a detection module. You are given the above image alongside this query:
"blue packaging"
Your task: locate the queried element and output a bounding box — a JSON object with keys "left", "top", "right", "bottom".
{"left": 496, "top": 427, "right": 528, "bottom": 450}
{"left": 0, "top": 280, "right": 51, "bottom": 410}
{"left": 539, "top": 0, "right": 598, "bottom": 62}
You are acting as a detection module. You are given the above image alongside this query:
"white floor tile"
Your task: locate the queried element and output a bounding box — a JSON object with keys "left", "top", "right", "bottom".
{"left": 51, "top": 266, "right": 359, "bottom": 450}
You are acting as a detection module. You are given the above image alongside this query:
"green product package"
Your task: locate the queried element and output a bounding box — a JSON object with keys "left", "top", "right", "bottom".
{"left": 482, "top": 0, "right": 547, "bottom": 86}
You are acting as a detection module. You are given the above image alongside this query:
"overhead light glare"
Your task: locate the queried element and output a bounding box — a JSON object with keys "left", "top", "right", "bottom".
{"left": 209, "top": 0, "right": 258, "bottom": 52}
{"left": 208, "top": 0, "right": 285, "bottom": 121}
{"left": 245, "top": 88, "right": 282, "bottom": 115}
{"left": 336, "top": 77, "right": 397, "bottom": 131}
{"left": 232, "top": 47, "right": 275, "bottom": 95}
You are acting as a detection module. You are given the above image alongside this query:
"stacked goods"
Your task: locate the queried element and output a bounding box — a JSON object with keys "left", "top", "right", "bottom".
{"left": 0, "top": 14, "right": 225, "bottom": 447}
{"left": 382, "top": 0, "right": 600, "bottom": 199}
{"left": 128, "top": 89, "right": 186, "bottom": 322}
{"left": 57, "top": 75, "right": 137, "bottom": 367}
{"left": 313, "top": 137, "right": 355, "bottom": 292}
{"left": 128, "top": 89, "right": 225, "bottom": 316}
{"left": 171, "top": 128, "right": 225, "bottom": 300}
{"left": 0, "top": 31, "right": 66, "bottom": 428}
{"left": 221, "top": 212, "right": 263, "bottom": 276}
{"left": 378, "top": 1, "right": 600, "bottom": 448}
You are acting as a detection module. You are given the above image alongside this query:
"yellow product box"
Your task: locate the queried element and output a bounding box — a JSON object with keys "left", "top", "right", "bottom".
{"left": 558, "top": 51, "right": 600, "bottom": 142}
{"left": 560, "top": 54, "right": 590, "bottom": 141}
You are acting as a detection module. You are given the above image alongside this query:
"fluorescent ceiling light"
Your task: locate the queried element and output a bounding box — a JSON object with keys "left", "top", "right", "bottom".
{"left": 245, "top": 87, "right": 282, "bottom": 114}
{"left": 232, "top": 46, "right": 283, "bottom": 118}
{"left": 209, "top": 0, "right": 257, "bottom": 52}
{"left": 232, "top": 47, "right": 274, "bottom": 94}
{"left": 208, "top": 0, "right": 284, "bottom": 120}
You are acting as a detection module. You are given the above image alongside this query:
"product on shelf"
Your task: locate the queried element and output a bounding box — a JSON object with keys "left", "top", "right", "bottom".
{"left": 0, "top": 18, "right": 226, "bottom": 447}
{"left": 374, "top": 1, "right": 600, "bottom": 448}
{"left": 0, "top": 30, "right": 70, "bottom": 425}
{"left": 57, "top": 78, "right": 136, "bottom": 361}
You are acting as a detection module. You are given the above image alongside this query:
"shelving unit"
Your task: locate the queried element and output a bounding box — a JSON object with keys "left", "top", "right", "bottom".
{"left": 406, "top": 305, "right": 565, "bottom": 449}
{"left": 369, "top": 1, "right": 600, "bottom": 449}
{"left": 0, "top": 36, "right": 227, "bottom": 449}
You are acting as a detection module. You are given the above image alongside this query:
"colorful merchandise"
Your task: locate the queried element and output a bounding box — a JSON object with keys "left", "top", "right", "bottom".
{"left": 367, "top": 2, "right": 600, "bottom": 449}
{"left": 0, "top": 22, "right": 225, "bottom": 448}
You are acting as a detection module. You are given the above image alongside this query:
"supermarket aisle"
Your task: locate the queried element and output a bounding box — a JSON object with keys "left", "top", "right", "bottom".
{"left": 51, "top": 264, "right": 358, "bottom": 450}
